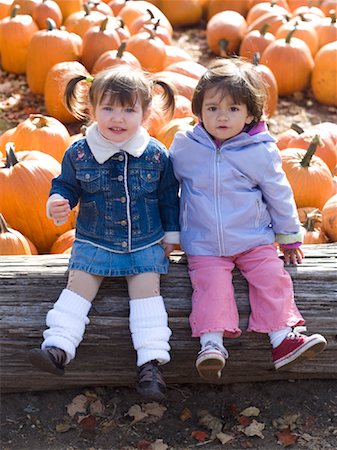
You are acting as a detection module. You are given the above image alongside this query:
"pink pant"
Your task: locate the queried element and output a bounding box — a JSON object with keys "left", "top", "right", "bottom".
{"left": 187, "top": 244, "right": 304, "bottom": 338}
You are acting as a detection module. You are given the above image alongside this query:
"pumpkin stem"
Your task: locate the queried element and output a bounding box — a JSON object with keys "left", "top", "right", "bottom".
{"left": 259, "top": 23, "right": 269, "bottom": 36}
{"left": 219, "top": 39, "right": 229, "bottom": 57}
{"left": 329, "top": 11, "right": 336, "bottom": 24}
{"left": 146, "top": 8, "right": 155, "bottom": 20}
{"left": 285, "top": 28, "right": 297, "bottom": 44}
{"left": 83, "top": 3, "right": 91, "bottom": 16}
{"left": 117, "top": 41, "right": 127, "bottom": 58}
{"left": 30, "top": 114, "right": 48, "bottom": 129}
{"left": 4, "top": 143, "right": 19, "bottom": 168}
{"left": 10, "top": 4, "right": 20, "bottom": 18}
{"left": 100, "top": 17, "right": 109, "bottom": 32}
{"left": 46, "top": 18, "right": 57, "bottom": 31}
{"left": 0, "top": 213, "right": 10, "bottom": 234}
{"left": 290, "top": 123, "right": 304, "bottom": 134}
{"left": 300, "top": 134, "right": 323, "bottom": 168}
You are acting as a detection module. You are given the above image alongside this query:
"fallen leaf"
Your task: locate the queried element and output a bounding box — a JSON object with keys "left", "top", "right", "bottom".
{"left": 216, "top": 432, "right": 234, "bottom": 444}
{"left": 66, "top": 394, "right": 89, "bottom": 418}
{"left": 275, "top": 428, "right": 299, "bottom": 447}
{"left": 89, "top": 399, "right": 105, "bottom": 416}
{"left": 137, "top": 440, "right": 152, "bottom": 449}
{"left": 150, "top": 439, "right": 168, "bottom": 450}
{"left": 198, "top": 410, "right": 223, "bottom": 439}
{"left": 238, "top": 415, "right": 251, "bottom": 427}
{"left": 272, "top": 414, "right": 301, "bottom": 431}
{"left": 55, "top": 422, "right": 72, "bottom": 433}
{"left": 127, "top": 404, "right": 149, "bottom": 424}
{"left": 242, "top": 419, "right": 265, "bottom": 439}
{"left": 240, "top": 407, "right": 260, "bottom": 417}
{"left": 143, "top": 402, "right": 167, "bottom": 418}
{"left": 180, "top": 407, "right": 192, "bottom": 422}
{"left": 191, "top": 430, "right": 209, "bottom": 442}
{"left": 79, "top": 415, "right": 97, "bottom": 431}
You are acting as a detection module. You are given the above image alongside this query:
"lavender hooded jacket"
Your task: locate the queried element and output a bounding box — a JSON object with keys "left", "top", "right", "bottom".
{"left": 169, "top": 123, "right": 302, "bottom": 257}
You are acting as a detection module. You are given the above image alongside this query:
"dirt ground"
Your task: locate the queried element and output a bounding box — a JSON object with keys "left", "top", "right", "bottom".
{"left": 1, "top": 24, "right": 337, "bottom": 450}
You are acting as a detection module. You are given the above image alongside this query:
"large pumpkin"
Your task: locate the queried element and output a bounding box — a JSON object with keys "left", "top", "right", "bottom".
{"left": 13, "top": 114, "right": 71, "bottom": 163}
{"left": 0, "top": 213, "right": 35, "bottom": 255}
{"left": 0, "top": 145, "right": 76, "bottom": 253}
{"left": 26, "top": 18, "right": 82, "bottom": 95}
{"left": 281, "top": 135, "right": 334, "bottom": 209}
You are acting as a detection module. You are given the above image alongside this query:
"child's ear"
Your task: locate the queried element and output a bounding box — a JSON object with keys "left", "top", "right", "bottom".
{"left": 245, "top": 115, "right": 254, "bottom": 125}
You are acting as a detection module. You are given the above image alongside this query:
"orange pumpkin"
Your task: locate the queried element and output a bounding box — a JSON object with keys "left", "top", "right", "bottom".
{"left": 92, "top": 42, "right": 142, "bottom": 73}
{"left": 26, "top": 18, "right": 82, "bottom": 95}
{"left": 164, "top": 60, "right": 207, "bottom": 80}
{"left": 126, "top": 29, "right": 166, "bottom": 72}
{"left": 206, "top": 10, "right": 247, "bottom": 56}
{"left": 281, "top": 135, "right": 334, "bottom": 209}
{"left": 158, "top": 0, "right": 202, "bottom": 27}
{"left": 119, "top": 0, "right": 172, "bottom": 33}
{"left": 32, "top": 0, "right": 63, "bottom": 29}
{"left": 81, "top": 16, "right": 121, "bottom": 72}
{"left": 13, "top": 114, "right": 71, "bottom": 163}
{"left": 301, "top": 214, "right": 330, "bottom": 244}
{"left": 0, "top": 127, "right": 17, "bottom": 154}
{"left": 163, "top": 45, "right": 193, "bottom": 67}
{"left": 63, "top": 3, "right": 106, "bottom": 37}
{"left": 246, "top": 1, "right": 290, "bottom": 25}
{"left": 0, "top": 0, "right": 14, "bottom": 19}
{"left": 260, "top": 29, "right": 314, "bottom": 96}
{"left": 311, "top": 41, "right": 337, "bottom": 107}
{"left": 315, "top": 12, "right": 337, "bottom": 49}
{"left": 321, "top": 193, "right": 337, "bottom": 242}
{"left": 0, "top": 5, "right": 39, "bottom": 74}
{"left": 0, "top": 145, "right": 77, "bottom": 253}
{"left": 275, "top": 18, "right": 319, "bottom": 57}
{"left": 239, "top": 23, "right": 276, "bottom": 62}
{"left": 54, "top": 0, "right": 84, "bottom": 21}
{"left": 252, "top": 53, "right": 278, "bottom": 118}
{"left": 0, "top": 213, "right": 35, "bottom": 255}
{"left": 207, "top": 0, "right": 251, "bottom": 20}
{"left": 156, "top": 116, "right": 196, "bottom": 149}
{"left": 50, "top": 228, "right": 75, "bottom": 253}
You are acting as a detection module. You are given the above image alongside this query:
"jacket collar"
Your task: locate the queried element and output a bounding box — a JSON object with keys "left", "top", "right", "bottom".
{"left": 86, "top": 123, "right": 150, "bottom": 164}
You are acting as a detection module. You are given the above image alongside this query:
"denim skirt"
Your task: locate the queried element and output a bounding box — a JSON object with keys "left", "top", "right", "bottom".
{"left": 68, "top": 240, "right": 169, "bottom": 276}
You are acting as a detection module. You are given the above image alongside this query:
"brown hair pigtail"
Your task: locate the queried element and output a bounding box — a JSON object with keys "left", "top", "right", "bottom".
{"left": 151, "top": 79, "right": 176, "bottom": 120}
{"left": 64, "top": 75, "right": 92, "bottom": 121}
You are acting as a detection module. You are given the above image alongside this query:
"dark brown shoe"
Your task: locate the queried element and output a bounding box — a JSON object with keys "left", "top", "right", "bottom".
{"left": 137, "top": 360, "right": 166, "bottom": 401}
{"left": 28, "top": 347, "right": 66, "bottom": 376}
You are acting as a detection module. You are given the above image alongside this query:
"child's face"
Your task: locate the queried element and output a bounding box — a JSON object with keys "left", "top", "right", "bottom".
{"left": 94, "top": 96, "right": 144, "bottom": 143}
{"left": 200, "top": 88, "right": 254, "bottom": 143}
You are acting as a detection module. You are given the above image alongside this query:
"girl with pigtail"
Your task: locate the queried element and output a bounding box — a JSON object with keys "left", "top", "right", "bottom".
{"left": 29, "top": 66, "right": 180, "bottom": 401}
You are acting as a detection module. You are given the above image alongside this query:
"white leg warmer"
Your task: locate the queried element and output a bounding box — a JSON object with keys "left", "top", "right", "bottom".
{"left": 129, "top": 296, "right": 172, "bottom": 367}
{"left": 42, "top": 289, "right": 92, "bottom": 364}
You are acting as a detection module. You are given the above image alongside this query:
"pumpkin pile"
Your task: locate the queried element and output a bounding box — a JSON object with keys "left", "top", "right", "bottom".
{"left": 0, "top": 0, "right": 336, "bottom": 254}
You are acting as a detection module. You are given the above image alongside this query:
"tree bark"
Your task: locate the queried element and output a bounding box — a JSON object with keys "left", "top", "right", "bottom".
{"left": 1, "top": 244, "right": 336, "bottom": 393}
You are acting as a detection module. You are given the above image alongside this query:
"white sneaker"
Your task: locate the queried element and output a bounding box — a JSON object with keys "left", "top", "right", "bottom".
{"left": 196, "top": 341, "right": 228, "bottom": 380}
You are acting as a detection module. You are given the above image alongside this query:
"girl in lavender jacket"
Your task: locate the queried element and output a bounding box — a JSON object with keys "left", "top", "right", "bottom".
{"left": 170, "top": 58, "right": 326, "bottom": 380}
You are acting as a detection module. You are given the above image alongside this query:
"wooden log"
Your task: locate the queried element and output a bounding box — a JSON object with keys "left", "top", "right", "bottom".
{"left": 1, "top": 244, "right": 336, "bottom": 393}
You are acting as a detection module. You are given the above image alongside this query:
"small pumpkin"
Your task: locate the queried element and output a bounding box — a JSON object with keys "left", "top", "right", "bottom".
{"left": 281, "top": 135, "right": 334, "bottom": 210}
{"left": 32, "top": 0, "right": 63, "bottom": 29}
{"left": 239, "top": 23, "right": 275, "bottom": 62}
{"left": 206, "top": 10, "right": 247, "bottom": 56}
{"left": 50, "top": 228, "right": 75, "bottom": 253}
{"left": 92, "top": 42, "right": 142, "bottom": 74}
{"left": 321, "top": 193, "right": 337, "bottom": 242}
{"left": 301, "top": 213, "right": 330, "bottom": 244}
{"left": 311, "top": 40, "right": 337, "bottom": 107}
{"left": 126, "top": 29, "right": 167, "bottom": 72}
{"left": 0, "top": 213, "right": 35, "bottom": 255}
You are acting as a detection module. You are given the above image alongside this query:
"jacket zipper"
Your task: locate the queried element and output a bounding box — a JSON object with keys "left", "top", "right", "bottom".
{"left": 214, "top": 146, "right": 225, "bottom": 255}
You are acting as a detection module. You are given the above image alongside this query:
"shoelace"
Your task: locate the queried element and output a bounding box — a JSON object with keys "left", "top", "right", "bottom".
{"left": 286, "top": 326, "right": 307, "bottom": 340}
{"left": 139, "top": 362, "right": 165, "bottom": 386}
{"left": 199, "top": 341, "right": 229, "bottom": 359}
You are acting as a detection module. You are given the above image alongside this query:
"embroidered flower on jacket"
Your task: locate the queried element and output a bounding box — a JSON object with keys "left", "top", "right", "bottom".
{"left": 76, "top": 149, "right": 85, "bottom": 160}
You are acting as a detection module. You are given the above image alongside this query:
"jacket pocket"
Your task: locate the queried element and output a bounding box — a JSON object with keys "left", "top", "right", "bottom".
{"left": 139, "top": 169, "right": 160, "bottom": 193}
{"left": 76, "top": 170, "right": 101, "bottom": 193}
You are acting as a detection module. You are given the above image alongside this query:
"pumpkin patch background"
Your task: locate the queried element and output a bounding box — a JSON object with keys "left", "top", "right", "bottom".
{"left": 1, "top": 0, "right": 337, "bottom": 448}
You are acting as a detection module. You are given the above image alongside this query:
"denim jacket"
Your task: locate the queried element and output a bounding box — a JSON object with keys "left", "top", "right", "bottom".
{"left": 50, "top": 137, "right": 180, "bottom": 253}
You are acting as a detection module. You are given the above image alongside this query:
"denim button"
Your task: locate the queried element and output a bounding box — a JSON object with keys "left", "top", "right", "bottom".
{"left": 118, "top": 155, "right": 124, "bottom": 161}
{"left": 122, "top": 241, "right": 127, "bottom": 247}
{"left": 118, "top": 175, "right": 123, "bottom": 181}
{"left": 120, "top": 197, "right": 126, "bottom": 203}
{"left": 147, "top": 173, "right": 152, "bottom": 180}
{"left": 85, "top": 173, "right": 90, "bottom": 180}
{"left": 121, "top": 220, "right": 127, "bottom": 226}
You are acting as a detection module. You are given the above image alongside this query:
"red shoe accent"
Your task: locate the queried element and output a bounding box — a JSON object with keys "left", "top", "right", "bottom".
{"left": 272, "top": 328, "right": 327, "bottom": 370}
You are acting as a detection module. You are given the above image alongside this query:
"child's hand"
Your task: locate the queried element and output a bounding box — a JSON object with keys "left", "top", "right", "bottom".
{"left": 162, "top": 243, "right": 175, "bottom": 256}
{"left": 280, "top": 246, "right": 304, "bottom": 266}
{"left": 49, "top": 199, "right": 71, "bottom": 225}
